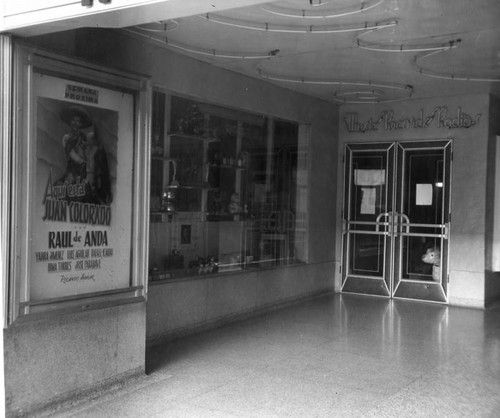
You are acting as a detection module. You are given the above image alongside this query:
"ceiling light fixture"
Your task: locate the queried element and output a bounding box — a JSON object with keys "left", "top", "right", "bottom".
{"left": 134, "top": 20, "right": 179, "bottom": 32}
{"left": 356, "top": 36, "right": 461, "bottom": 53}
{"left": 261, "top": 0, "right": 385, "bottom": 19}
{"left": 257, "top": 67, "right": 413, "bottom": 103}
{"left": 257, "top": 68, "right": 412, "bottom": 91}
{"left": 333, "top": 89, "right": 387, "bottom": 103}
{"left": 335, "top": 89, "right": 383, "bottom": 98}
{"left": 162, "top": 39, "right": 280, "bottom": 60}
{"left": 125, "top": 28, "right": 280, "bottom": 60}
{"left": 355, "top": 25, "right": 462, "bottom": 53}
{"left": 200, "top": 13, "right": 397, "bottom": 34}
{"left": 354, "top": 25, "right": 499, "bottom": 82}
{"left": 413, "top": 49, "right": 500, "bottom": 83}
{"left": 331, "top": 94, "right": 410, "bottom": 104}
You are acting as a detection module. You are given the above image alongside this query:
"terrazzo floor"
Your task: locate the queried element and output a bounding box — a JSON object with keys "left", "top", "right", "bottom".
{"left": 54, "top": 293, "right": 500, "bottom": 417}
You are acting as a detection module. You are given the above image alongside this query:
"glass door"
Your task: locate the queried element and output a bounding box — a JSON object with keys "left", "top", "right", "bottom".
{"left": 393, "top": 141, "right": 452, "bottom": 303}
{"left": 342, "top": 143, "right": 395, "bottom": 297}
{"left": 342, "top": 140, "right": 452, "bottom": 303}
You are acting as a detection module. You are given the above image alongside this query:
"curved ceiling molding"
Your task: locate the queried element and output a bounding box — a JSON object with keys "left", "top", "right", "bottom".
{"left": 413, "top": 50, "right": 500, "bottom": 83}
{"left": 257, "top": 66, "right": 413, "bottom": 103}
{"left": 261, "top": 0, "right": 385, "bottom": 19}
{"left": 200, "top": 13, "right": 397, "bottom": 34}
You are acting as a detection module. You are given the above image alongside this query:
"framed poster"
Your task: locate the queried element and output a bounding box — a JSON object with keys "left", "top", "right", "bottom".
{"left": 9, "top": 47, "right": 151, "bottom": 321}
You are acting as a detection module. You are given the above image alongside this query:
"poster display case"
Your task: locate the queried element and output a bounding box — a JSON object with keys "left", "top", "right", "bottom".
{"left": 8, "top": 46, "right": 150, "bottom": 322}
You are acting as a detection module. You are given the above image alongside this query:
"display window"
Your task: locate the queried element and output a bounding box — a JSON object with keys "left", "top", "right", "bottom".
{"left": 149, "top": 93, "right": 309, "bottom": 280}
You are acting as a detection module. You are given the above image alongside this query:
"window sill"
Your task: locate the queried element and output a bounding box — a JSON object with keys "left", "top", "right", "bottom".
{"left": 148, "top": 260, "right": 305, "bottom": 286}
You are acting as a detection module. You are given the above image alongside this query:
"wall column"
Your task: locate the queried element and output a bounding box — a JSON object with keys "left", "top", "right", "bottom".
{"left": 0, "top": 33, "right": 13, "bottom": 417}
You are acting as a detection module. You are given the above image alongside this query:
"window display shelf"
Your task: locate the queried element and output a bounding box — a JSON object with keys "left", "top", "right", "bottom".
{"left": 151, "top": 156, "right": 173, "bottom": 161}
{"left": 175, "top": 185, "right": 204, "bottom": 190}
{"left": 208, "top": 163, "right": 247, "bottom": 170}
{"left": 206, "top": 214, "right": 246, "bottom": 222}
{"left": 168, "top": 132, "right": 219, "bottom": 143}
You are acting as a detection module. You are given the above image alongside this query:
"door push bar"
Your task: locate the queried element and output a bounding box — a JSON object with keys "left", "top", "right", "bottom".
{"left": 376, "top": 212, "right": 449, "bottom": 239}
{"left": 397, "top": 213, "right": 449, "bottom": 239}
{"left": 345, "top": 212, "right": 449, "bottom": 239}
{"left": 343, "top": 213, "right": 392, "bottom": 235}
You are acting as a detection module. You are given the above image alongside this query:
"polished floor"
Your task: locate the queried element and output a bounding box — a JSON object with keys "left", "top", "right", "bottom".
{"left": 56, "top": 294, "right": 500, "bottom": 417}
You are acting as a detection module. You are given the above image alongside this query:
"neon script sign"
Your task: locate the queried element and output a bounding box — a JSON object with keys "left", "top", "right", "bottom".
{"left": 344, "top": 106, "right": 481, "bottom": 133}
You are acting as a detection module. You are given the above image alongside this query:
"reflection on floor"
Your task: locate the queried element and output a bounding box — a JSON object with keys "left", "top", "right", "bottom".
{"left": 56, "top": 294, "right": 500, "bottom": 417}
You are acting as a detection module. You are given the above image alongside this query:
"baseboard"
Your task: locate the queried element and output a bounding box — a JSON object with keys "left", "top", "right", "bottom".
{"left": 146, "top": 288, "right": 334, "bottom": 347}
{"left": 7, "top": 367, "right": 145, "bottom": 418}
{"left": 448, "top": 297, "right": 485, "bottom": 309}
{"left": 485, "top": 295, "right": 500, "bottom": 309}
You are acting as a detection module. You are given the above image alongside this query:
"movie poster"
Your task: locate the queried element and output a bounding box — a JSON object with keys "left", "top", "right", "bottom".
{"left": 30, "top": 73, "right": 134, "bottom": 300}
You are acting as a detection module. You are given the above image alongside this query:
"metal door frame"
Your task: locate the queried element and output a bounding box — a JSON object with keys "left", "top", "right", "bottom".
{"left": 341, "top": 142, "right": 395, "bottom": 297}
{"left": 341, "top": 140, "right": 452, "bottom": 304}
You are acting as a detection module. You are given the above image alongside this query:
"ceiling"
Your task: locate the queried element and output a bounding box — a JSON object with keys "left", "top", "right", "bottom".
{"left": 123, "top": 0, "right": 500, "bottom": 105}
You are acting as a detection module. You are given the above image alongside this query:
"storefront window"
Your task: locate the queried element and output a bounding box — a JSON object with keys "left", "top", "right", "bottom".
{"left": 149, "top": 93, "right": 308, "bottom": 280}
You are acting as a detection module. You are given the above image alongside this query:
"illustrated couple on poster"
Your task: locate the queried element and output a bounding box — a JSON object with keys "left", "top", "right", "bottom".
{"left": 57, "top": 104, "right": 112, "bottom": 205}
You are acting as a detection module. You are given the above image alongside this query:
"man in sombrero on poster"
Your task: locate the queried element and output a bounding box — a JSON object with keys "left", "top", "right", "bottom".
{"left": 57, "top": 104, "right": 112, "bottom": 204}
{"left": 58, "top": 105, "right": 92, "bottom": 190}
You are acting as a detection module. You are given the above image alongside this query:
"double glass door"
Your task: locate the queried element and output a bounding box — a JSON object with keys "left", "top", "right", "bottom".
{"left": 341, "top": 141, "right": 452, "bottom": 303}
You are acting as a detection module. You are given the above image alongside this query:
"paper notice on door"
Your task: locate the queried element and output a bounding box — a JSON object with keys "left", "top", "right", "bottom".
{"left": 354, "top": 169, "right": 385, "bottom": 186}
{"left": 360, "top": 187, "right": 376, "bottom": 214}
{"left": 416, "top": 184, "right": 433, "bottom": 206}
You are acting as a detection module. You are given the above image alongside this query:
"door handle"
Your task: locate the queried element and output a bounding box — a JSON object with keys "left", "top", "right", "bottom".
{"left": 393, "top": 213, "right": 410, "bottom": 235}
{"left": 375, "top": 212, "right": 390, "bottom": 233}
{"left": 398, "top": 213, "right": 410, "bottom": 235}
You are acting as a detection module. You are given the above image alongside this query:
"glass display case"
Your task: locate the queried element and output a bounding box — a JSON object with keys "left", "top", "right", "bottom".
{"left": 149, "top": 93, "right": 308, "bottom": 280}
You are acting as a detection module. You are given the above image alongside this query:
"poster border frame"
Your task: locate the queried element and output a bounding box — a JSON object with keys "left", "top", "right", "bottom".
{"left": 8, "top": 45, "right": 151, "bottom": 324}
